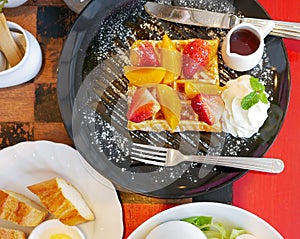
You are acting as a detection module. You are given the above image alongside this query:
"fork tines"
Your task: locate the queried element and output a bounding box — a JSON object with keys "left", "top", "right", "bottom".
{"left": 131, "top": 143, "right": 167, "bottom": 166}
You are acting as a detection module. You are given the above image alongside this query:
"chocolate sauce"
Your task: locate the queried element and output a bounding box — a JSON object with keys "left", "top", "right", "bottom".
{"left": 230, "top": 29, "right": 260, "bottom": 56}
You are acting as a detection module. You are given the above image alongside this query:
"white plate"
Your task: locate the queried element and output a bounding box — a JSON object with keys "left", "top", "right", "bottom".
{"left": 128, "top": 202, "right": 283, "bottom": 239}
{"left": 0, "top": 140, "right": 123, "bottom": 239}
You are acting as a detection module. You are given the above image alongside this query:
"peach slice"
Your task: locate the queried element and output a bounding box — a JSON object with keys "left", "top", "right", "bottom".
{"left": 158, "top": 34, "right": 182, "bottom": 84}
{"left": 180, "top": 80, "right": 223, "bottom": 99}
{"left": 156, "top": 84, "right": 181, "bottom": 130}
{"left": 124, "top": 66, "right": 166, "bottom": 86}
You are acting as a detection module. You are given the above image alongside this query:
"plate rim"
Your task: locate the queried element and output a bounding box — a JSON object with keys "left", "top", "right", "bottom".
{"left": 57, "top": 0, "right": 290, "bottom": 198}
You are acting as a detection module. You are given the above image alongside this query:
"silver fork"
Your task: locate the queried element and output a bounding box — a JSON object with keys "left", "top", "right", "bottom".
{"left": 131, "top": 143, "right": 284, "bottom": 173}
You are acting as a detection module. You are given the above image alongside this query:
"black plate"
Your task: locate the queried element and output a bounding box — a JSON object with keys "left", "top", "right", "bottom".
{"left": 57, "top": 0, "right": 290, "bottom": 198}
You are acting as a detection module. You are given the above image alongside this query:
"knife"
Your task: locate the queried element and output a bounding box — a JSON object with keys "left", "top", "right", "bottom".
{"left": 145, "top": 1, "right": 300, "bottom": 40}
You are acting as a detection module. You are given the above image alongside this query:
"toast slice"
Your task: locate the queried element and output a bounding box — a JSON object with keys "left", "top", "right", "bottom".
{"left": 27, "top": 177, "right": 95, "bottom": 226}
{"left": 0, "top": 227, "right": 25, "bottom": 239}
{"left": 0, "top": 189, "right": 48, "bottom": 227}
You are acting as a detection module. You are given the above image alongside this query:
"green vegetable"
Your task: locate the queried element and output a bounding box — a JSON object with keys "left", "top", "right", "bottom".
{"left": 0, "top": 0, "right": 8, "bottom": 12}
{"left": 182, "top": 216, "right": 227, "bottom": 239}
{"left": 182, "top": 216, "right": 253, "bottom": 239}
{"left": 182, "top": 216, "right": 212, "bottom": 231}
{"left": 241, "top": 76, "right": 269, "bottom": 110}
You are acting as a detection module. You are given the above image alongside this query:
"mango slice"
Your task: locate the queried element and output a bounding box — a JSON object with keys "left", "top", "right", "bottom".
{"left": 124, "top": 66, "right": 166, "bottom": 86}
{"left": 178, "top": 80, "right": 223, "bottom": 99}
{"left": 156, "top": 84, "right": 181, "bottom": 129}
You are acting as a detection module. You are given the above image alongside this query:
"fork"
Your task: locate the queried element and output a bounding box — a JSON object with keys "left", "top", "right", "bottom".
{"left": 131, "top": 143, "right": 284, "bottom": 173}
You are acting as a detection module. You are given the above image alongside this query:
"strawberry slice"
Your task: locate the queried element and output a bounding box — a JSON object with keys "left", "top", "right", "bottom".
{"left": 127, "top": 87, "right": 160, "bottom": 123}
{"left": 182, "top": 39, "right": 210, "bottom": 78}
{"left": 130, "top": 41, "right": 160, "bottom": 67}
{"left": 191, "top": 93, "right": 224, "bottom": 125}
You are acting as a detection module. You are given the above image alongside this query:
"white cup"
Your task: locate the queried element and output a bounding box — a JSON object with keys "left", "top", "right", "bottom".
{"left": 221, "top": 22, "right": 274, "bottom": 72}
{"left": 0, "top": 21, "right": 42, "bottom": 88}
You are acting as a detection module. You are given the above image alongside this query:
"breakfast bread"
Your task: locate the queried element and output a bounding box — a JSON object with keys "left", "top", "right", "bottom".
{"left": 129, "top": 38, "right": 220, "bottom": 84}
{"left": 27, "top": 177, "right": 95, "bottom": 226}
{"left": 0, "top": 189, "right": 48, "bottom": 227}
{"left": 127, "top": 119, "right": 222, "bottom": 132}
{"left": 0, "top": 227, "right": 26, "bottom": 239}
{"left": 125, "top": 35, "right": 224, "bottom": 133}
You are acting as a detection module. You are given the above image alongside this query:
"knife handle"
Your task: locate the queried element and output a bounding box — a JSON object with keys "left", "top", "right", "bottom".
{"left": 243, "top": 17, "right": 300, "bottom": 40}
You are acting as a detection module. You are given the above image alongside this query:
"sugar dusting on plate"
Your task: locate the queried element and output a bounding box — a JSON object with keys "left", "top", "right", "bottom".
{"left": 73, "top": 0, "right": 279, "bottom": 188}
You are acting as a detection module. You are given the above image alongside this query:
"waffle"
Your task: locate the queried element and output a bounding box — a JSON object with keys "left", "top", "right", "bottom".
{"left": 125, "top": 36, "right": 222, "bottom": 133}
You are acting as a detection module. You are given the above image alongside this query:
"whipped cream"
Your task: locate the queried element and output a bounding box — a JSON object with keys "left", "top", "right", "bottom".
{"left": 221, "top": 75, "right": 270, "bottom": 138}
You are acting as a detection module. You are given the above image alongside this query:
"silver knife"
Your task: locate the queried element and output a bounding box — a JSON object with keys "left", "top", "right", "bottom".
{"left": 145, "top": 1, "right": 300, "bottom": 40}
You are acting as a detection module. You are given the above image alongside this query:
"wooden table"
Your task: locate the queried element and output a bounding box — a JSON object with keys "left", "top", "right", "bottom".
{"left": 1, "top": 0, "right": 299, "bottom": 238}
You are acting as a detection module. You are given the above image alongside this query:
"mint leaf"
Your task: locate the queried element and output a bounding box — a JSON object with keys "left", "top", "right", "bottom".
{"left": 250, "top": 76, "right": 265, "bottom": 92}
{"left": 241, "top": 92, "right": 259, "bottom": 110}
{"left": 241, "top": 76, "right": 269, "bottom": 110}
{"left": 259, "top": 91, "right": 268, "bottom": 104}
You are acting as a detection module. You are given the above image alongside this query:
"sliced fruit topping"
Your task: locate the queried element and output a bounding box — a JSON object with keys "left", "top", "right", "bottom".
{"left": 191, "top": 93, "right": 224, "bottom": 125}
{"left": 182, "top": 80, "right": 223, "bottom": 99}
{"left": 158, "top": 34, "right": 176, "bottom": 50}
{"left": 156, "top": 84, "right": 181, "bottom": 129}
{"left": 182, "top": 39, "right": 210, "bottom": 78}
{"left": 181, "top": 102, "right": 198, "bottom": 120}
{"left": 127, "top": 87, "right": 160, "bottom": 123}
{"left": 124, "top": 66, "right": 166, "bottom": 86}
{"left": 158, "top": 34, "right": 182, "bottom": 84}
{"left": 130, "top": 40, "right": 160, "bottom": 67}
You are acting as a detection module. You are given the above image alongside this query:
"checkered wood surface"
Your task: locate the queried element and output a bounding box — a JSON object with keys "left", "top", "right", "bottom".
{"left": 1, "top": 2, "right": 232, "bottom": 237}
{"left": 1, "top": 1, "right": 76, "bottom": 147}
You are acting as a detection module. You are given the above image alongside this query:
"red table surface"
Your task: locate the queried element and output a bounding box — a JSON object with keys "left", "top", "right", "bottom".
{"left": 234, "top": 0, "right": 300, "bottom": 239}
{"left": 124, "top": 1, "right": 300, "bottom": 238}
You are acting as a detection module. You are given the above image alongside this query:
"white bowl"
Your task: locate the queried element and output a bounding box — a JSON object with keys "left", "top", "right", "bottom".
{"left": 128, "top": 202, "right": 283, "bottom": 239}
{"left": 0, "top": 21, "right": 42, "bottom": 88}
{"left": 5, "top": 0, "right": 28, "bottom": 8}
{"left": 28, "top": 219, "right": 86, "bottom": 239}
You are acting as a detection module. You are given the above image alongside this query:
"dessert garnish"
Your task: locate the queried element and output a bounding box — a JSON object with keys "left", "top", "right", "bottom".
{"left": 221, "top": 75, "right": 270, "bottom": 138}
{"left": 241, "top": 76, "right": 269, "bottom": 110}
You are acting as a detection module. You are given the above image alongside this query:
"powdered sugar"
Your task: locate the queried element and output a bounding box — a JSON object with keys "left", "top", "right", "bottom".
{"left": 71, "top": 0, "right": 287, "bottom": 195}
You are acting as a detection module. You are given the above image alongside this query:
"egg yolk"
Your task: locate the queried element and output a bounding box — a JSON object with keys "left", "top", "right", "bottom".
{"left": 49, "top": 234, "right": 72, "bottom": 239}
